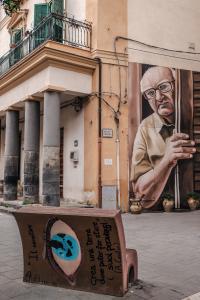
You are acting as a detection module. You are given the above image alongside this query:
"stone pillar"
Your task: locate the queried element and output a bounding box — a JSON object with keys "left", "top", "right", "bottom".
{"left": 24, "top": 101, "right": 40, "bottom": 203}
{"left": 43, "top": 92, "right": 60, "bottom": 206}
{"left": 4, "top": 110, "right": 19, "bottom": 201}
{"left": 0, "top": 119, "right": 3, "bottom": 198}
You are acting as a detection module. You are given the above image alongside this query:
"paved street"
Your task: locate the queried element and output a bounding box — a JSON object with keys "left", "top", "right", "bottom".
{"left": 0, "top": 210, "right": 200, "bottom": 300}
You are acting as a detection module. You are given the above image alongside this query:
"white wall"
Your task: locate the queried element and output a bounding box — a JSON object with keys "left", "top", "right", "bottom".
{"left": 128, "top": 0, "right": 200, "bottom": 71}
{"left": 60, "top": 105, "right": 84, "bottom": 203}
{"left": 0, "top": 7, "right": 10, "bottom": 57}
{"left": 0, "top": 25, "right": 10, "bottom": 58}
{"left": 37, "top": 104, "right": 84, "bottom": 203}
{"left": 0, "top": 66, "right": 92, "bottom": 110}
{"left": 67, "top": 0, "right": 86, "bottom": 21}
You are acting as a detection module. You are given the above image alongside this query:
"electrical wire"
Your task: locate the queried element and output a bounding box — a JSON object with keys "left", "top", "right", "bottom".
{"left": 128, "top": 47, "right": 200, "bottom": 63}
{"left": 115, "top": 36, "right": 200, "bottom": 55}
{"left": 89, "top": 93, "right": 118, "bottom": 116}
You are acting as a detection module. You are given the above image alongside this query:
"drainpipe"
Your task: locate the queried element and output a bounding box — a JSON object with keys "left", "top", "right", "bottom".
{"left": 97, "top": 58, "right": 102, "bottom": 208}
{"left": 175, "top": 69, "right": 181, "bottom": 209}
{"left": 115, "top": 115, "right": 121, "bottom": 210}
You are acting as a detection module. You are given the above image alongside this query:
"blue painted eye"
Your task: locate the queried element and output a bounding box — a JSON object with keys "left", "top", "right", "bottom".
{"left": 50, "top": 233, "right": 80, "bottom": 261}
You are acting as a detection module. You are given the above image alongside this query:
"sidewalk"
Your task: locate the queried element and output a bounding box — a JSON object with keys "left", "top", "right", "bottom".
{"left": 0, "top": 208, "right": 200, "bottom": 300}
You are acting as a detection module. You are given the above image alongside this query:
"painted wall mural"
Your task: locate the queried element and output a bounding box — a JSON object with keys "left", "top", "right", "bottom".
{"left": 129, "top": 63, "right": 200, "bottom": 210}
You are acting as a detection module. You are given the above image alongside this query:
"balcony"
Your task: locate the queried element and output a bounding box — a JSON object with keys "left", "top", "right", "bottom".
{"left": 0, "top": 13, "right": 92, "bottom": 76}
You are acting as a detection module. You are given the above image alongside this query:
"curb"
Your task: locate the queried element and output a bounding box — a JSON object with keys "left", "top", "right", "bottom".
{"left": 0, "top": 206, "right": 16, "bottom": 214}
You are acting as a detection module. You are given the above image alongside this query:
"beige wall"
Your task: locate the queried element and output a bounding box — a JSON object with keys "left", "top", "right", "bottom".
{"left": 86, "top": 0, "right": 127, "bottom": 52}
{"left": 85, "top": 0, "right": 129, "bottom": 211}
{"left": 128, "top": 0, "right": 200, "bottom": 71}
{"left": 100, "top": 60, "right": 128, "bottom": 211}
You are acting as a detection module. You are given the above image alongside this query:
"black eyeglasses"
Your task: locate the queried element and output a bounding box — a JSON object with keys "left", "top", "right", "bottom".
{"left": 143, "top": 81, "right": 175, "bottom": 101}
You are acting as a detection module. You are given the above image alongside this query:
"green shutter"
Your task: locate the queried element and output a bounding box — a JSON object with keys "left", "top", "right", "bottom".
{"left": 34, "top": 4, "right": 50, "bottom": 48}
{"left": 11, "top": 29, "right": 22, "bottom": 45}
{"left": 10, "top": 29, "right": 23, "bottom": 65}
{"left": 51, "top": 0, "right": 63, "bottom": 43}
{"left": 51, "top": 0, "right": 64, "bottom": 15}
{"left": 14, "top": 29, "right": 22, "bottom": 44}
{"left": 34, "top": 4, "right": 50, "bottom": 27}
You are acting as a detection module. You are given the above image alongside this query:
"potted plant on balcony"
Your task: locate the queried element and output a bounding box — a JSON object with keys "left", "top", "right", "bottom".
{"left": 186, "top": 192, "right": 200, "bottom": 211}
{"left": 0, "top": 0, "right": 21, "bottom": 16}
{"left": 162, "top": 193, "right": 174, "bottom": 212}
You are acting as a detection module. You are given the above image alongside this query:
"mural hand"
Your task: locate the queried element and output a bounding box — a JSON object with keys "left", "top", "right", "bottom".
{"left": 163, "top": 133, "right": 196, "bottom": 167}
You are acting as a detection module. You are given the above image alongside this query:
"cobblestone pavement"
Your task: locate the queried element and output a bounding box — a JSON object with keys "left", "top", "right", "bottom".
{"left": 0, "top": 210, "right": 200, "bottom": 300}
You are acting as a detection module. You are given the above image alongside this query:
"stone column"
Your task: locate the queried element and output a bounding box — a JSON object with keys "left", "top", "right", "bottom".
{"left": 0, "top": 119, "right": 3, "bottom": 198}
{"left": 4, "top": 110, "right": 19, "bottom": 201}
{"left": 42, "top": 92, "right": 60, "bottom": 206}
{"left": 24, "top": 101, "right": 40, "bottom": 203}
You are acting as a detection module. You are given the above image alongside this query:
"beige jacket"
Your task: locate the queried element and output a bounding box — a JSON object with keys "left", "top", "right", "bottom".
{"left": 131, "top": 112, "right": 174, "bottom": 182}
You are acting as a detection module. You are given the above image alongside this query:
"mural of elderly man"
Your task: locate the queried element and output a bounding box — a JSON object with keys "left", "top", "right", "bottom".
{"left": 131, "top": 66, "right": 196, "bottom": 208}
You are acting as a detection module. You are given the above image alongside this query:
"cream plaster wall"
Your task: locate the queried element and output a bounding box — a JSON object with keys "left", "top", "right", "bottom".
{"left": 47, "top": 66, "right": 92, "bottom": 95}
{"left": 0, "top": 66, "right": 92, "bottom": 110}
{"left": 38, "top": 104, "right": 84, "bottom": 204}
{"left": 61, "top": 105, "right": 84, "bottom": 203}
{"left": 0, "top": 5, "right": 10, "bottom": 57}
{"left": 67, "top": 0, "right": 86, "bottom": 21}
{"left": 0, "top": 29, "right": 8, "bottom": 59}
{"left": 128, "top": 0, "right": 200, "bottom": 71}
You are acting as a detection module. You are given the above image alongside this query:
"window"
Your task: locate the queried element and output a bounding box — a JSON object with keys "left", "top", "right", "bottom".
{"left": 50, "top": 0, "right": 64, "bottom": 43}
{"left": 50, "top": 0, "right": 64, "bottom": 15}
{"left": 33, "top": 1, "right": 64, "bottom": 47}
{"left": 34, "top": 4, "right": 50, "bottom": 27}
{"left": 10, "top": 28, "right": 23, "bottom": 65}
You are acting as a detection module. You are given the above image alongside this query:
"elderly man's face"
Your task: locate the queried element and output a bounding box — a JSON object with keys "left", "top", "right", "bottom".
{"left": 141, "top": 67, "right": 175, "bottom": 122}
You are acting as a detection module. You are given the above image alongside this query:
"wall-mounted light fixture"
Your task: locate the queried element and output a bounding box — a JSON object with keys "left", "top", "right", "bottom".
{"left": 72, "top": 97, "right": 83, "bottom": 113}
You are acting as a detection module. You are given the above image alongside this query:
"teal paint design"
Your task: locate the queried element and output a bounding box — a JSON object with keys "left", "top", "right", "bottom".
{"left": 50, "top": 233, "right": 80, "bottom": 261}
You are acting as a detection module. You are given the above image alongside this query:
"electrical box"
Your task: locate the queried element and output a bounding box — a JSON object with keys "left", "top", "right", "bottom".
{"left": 70, "top": 150, "right": 79, "bottom": 162}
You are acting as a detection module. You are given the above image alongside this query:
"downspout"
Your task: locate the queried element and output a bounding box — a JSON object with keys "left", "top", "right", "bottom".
{"left": 115, "top": 115, "right": 120, "bottom": 209}
{"left": 114, "top": 37, "right": 121, "bottom": 210}
{"left": 175, "top": 69, "right": 181, "bottom": 209}
{"left": 97, "top": 57, "right": 102, "bottom": 208}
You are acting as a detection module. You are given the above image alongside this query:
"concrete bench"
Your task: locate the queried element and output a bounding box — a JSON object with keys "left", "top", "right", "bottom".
{"left": 13, "top": 207, "right": 138, "bottom": 297}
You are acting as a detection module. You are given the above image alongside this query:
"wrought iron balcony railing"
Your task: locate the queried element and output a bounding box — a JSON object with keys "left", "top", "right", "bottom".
{"left": 0, "top": 13, "right": 92, "bottom": 76}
